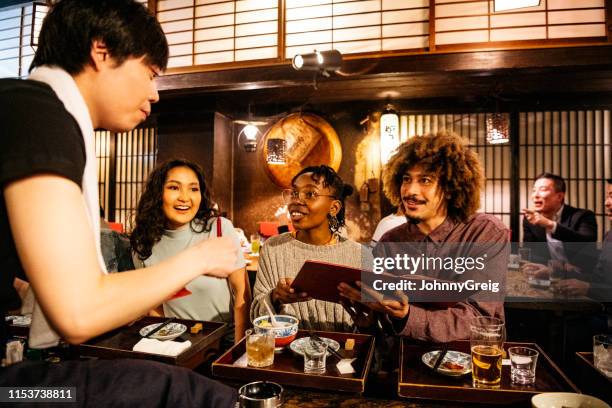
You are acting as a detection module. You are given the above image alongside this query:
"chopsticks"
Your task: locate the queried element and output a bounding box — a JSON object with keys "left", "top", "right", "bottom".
{"left": 309, "top": 331, "right": 344, "bottom": 360}
{"left": 432, "top": 348, "right": 448, "bottom": 372}
{"left": 143, "top": 317, "right": 175, "bottom": 338}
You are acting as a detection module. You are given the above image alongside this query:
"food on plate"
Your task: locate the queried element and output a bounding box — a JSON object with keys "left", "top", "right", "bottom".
{"left": 442, "top": 361, "right": 464, "bottom": 370}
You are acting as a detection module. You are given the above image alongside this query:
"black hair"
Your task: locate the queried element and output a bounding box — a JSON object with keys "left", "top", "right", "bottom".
{"left": 291, "top": 165, "right": 353, "bottom": 232}
{"left": 535, "top": 172, "right": 566, "bottom": 193}
{"left": 607, "top": 178, "right": 612, "bottom": 185}
{"left": 130, "top": 159, "right": 217, "bottom": 260}
{"left": 30, "top": 0, "right": 168, "bottom": 74}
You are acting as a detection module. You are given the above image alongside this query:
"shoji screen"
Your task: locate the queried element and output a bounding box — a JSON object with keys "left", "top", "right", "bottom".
{"left": 96, "top": 130, "right": 112, "bottom": 218}
{"left": 95, "top": 127, "right": 158, "bottom": 229}
{"left": 115, "top": 128, "right": 158, "bottom": 229}
{"left": 285, "top": 0, "right": 430, "bottom": 58}
{"left": 519, "top": 111, "right": 612, "bottom": 241}
{"left": 0, "top": 3, "right": 45, "bottom": 78}
{"left": 158, "top": 0, "right": 279, "bottom": 69}
{"left": 435, "top": 0, "right": 607, "bottom": 46}
{"left": 402, "top": 113, "right": 513, "bottom": 228}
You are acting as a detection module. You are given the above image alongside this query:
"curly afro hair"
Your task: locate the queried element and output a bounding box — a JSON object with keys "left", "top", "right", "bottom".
{"left": 382, "top": 130, "right": 484, "bottom": 223}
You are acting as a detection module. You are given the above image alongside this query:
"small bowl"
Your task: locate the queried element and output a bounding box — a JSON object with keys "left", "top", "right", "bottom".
{"left": 253, "top": 315, "right": 299, "bottom": 347}
{"left": 532, "top": 393, "right": 611, "bottom": 408}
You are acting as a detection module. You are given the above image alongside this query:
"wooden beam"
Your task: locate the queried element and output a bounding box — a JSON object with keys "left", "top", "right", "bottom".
{"left": 157, "top": 46, "right": 612, "bottom": 93}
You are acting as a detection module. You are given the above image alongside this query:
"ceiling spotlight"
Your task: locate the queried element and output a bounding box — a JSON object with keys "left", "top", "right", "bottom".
{"left": 291, "top": 50, "right": 342, "bottom": 74}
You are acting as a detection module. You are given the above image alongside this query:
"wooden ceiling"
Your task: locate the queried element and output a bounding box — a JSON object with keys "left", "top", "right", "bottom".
{"left": 155, "top": 46, "right": 612, "bottom": 113}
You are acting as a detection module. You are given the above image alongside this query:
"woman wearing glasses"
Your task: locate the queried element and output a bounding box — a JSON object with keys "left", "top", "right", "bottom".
{"left": 250, "top": 165, "right": 365, "bottom": 332}
{"left": 131, "top": 159, "right": 250, "bottom": 344}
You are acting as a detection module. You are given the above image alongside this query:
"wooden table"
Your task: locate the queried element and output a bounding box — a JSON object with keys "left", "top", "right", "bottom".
{"left": 245, "top": 252, "right": 259, "bottom": 272}
{"left": 505, "top": 268, "right": 603, "bottom": 369}
{"left": 505, "top": 269, "right": 601, "bottom": 311}
{"left": 76, "top": 316, "right": 227, "bottom": 369}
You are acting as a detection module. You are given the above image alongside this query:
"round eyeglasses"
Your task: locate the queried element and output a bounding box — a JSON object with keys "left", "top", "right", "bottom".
{"left": 282, "top": 188, "right": 337, "bottom": 203}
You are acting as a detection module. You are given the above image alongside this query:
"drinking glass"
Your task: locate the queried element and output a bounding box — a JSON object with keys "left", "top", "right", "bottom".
{"left": 508, "top": 346, "right": 539, "bottom": 385}
{"left": 250, "top": 233, "right": 261, "bottom": 254}
{"left": 593, "top": 334, "right": 612, "bottom": 378}
{"left": 470, "top": 316, "right": 505, "bottom": 386}
{"left": 548, "top": 259, "right": 566, "bottom": 295}
{"left": 303, "top": 339, "right": 328, "bottom": 374}
{"left": 245, "top": 329, "right": 274, "bottom": 368}
{"left": 518, "top": 247, "right": 531, "bottom": 263}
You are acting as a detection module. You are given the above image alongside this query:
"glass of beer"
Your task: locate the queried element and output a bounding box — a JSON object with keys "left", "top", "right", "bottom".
{"left": 470, "top": 316, "right": 505, "bottom": 387}
{"left": 250, "top": 233, "right": 261, "bottom": 254}
{"left": 245, "top": 329, "right": 274, "bottom": 367}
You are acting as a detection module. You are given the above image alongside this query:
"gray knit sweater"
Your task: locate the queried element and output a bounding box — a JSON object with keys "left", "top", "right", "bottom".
{"left": 250, "top": 233, "right": 367, "bottom": 332}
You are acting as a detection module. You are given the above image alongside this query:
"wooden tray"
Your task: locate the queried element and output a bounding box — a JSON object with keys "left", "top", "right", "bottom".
{"left": 399, "top": 339, "right": 579, "bottom": 405}
{"left": 77, "top": 316, "right": 226, "bottom": 369}
{"left": 212, "top": 330, "right": 374, "bottom": 393}
{"left": 575, "top": 352, "right": 612, "bottom": 402}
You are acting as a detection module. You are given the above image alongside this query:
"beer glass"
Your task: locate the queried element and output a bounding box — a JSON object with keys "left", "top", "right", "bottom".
{"left": 470, "top": 316, "right": 505, "bottom": 386}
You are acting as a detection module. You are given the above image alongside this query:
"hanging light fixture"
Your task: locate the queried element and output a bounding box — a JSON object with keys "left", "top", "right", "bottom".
{"left": 235, "top": 104, "right": 267, "bottom": 152}
{"left": 380, "top": 104, "right": 400, "bottom": 165}
{"left": 486, "top": 113, "right": 510, "bottom": 144}
{"left": 235, "top": 123, "right": 261, "bottom": 152}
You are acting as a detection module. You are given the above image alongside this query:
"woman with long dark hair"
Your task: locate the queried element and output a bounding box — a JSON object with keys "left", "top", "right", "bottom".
{"left": 250, "top": 165, "right": 365, "bottom": 332}
{"left": 131, "top": 159, "right": 250, "bottom": 343}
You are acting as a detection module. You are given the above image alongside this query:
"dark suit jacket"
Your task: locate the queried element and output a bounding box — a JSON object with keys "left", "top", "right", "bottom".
{"left": 522, "top": 204, "right": 598, "bottom": 274}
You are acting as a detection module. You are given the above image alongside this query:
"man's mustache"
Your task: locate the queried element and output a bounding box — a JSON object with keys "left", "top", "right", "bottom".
{"left": 402, "top": 195, "right": 427, "bottom": 205}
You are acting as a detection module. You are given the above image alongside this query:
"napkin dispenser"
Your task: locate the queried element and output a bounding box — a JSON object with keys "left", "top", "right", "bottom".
{"left": 238, "top": 381, "right": 283, "bottom": 408}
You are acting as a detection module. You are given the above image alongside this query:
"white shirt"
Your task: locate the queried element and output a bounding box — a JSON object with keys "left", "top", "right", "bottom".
{"left": 371, "top": 213, "right": 406, "bottom": 245}
{"left": 546, "top": 205, "right": 568, "bottom": 262}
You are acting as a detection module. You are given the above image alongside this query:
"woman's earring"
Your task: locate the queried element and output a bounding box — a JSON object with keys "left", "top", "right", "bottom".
{"left": 328, "top": 213, "right": 339, "bottom": 232}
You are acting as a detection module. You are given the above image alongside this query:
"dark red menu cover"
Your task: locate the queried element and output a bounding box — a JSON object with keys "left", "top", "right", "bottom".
{"left": 290, "top": 260, "right": 477, "bottom": 307}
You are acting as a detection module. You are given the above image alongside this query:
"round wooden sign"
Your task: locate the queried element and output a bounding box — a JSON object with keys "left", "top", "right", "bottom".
{"left": 261, "top": 113, "right": 342, "bottom": 188}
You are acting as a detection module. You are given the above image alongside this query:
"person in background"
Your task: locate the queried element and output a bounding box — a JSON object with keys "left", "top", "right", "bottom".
{"left": 100, "top": 206, "right": 134, "bottom": 272}
{"left": 131, "top": 159, "right": 250, "bottom": 344}
{"left": 251, "top": 165, "right": 365, "bottom": 332}
{"left": 548, "top": 179, "right": 612, "bottom": 302}
{"left": 522, "top": 172, "right": 598, "bottom": 274}
{"left": 0, "top": 1, "right": 237, "bottom": 405}
{"left": 370, "top": 205, "right": 406, "bottom": 248}
{"left": 339, "top": 131, "right": 508, "bottom": 343}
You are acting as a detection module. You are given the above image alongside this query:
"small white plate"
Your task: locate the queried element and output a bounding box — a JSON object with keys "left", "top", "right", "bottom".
{"left": 139, "top": 323, "right": 187, "bottom": 341}
{"left": 289, "top": 337, "right": 340, "bottom": 357}
{"left": 421, "top": 350, "right": 472, "bottom": 376}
